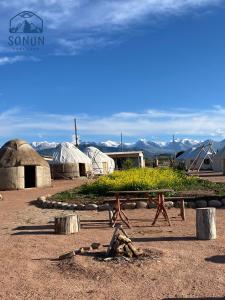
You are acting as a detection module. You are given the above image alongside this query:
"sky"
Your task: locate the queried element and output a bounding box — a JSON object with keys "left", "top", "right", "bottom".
{"left": 0, "top": 0, "right": 225, "bottom": 144}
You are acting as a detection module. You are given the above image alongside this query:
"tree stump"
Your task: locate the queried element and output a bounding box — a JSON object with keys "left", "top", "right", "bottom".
{"left": 196, "top": 208, "right": 216, "bottom": 240}
{"left": 55, "top": 214, "right": 80, "bottom": 235}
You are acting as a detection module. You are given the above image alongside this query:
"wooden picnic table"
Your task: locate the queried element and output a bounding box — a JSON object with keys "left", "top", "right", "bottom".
{"left": 107, "top": 189, "right": 174, "bottom": 228}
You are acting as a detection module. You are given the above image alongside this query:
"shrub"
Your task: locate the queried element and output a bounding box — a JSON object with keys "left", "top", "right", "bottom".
{"left": 80, "top": 167, "right": 201, "bottom": 196}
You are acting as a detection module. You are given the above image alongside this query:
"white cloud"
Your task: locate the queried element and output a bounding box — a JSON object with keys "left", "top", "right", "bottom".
{"left": 0, "top": 0, "right": 222, "bottom": 55}
{"left": 0, "top": 56, "right": 40, "bottom": 66}
{"left": 1, "top": 106, "right": 225, "bottom": 140}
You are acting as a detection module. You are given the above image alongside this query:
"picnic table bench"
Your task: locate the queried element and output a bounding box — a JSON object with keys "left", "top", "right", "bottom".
{"left": 105, "top": 190, "right": 175, "bottom": 228}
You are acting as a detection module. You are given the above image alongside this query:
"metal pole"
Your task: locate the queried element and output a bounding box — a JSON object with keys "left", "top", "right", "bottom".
{"left": 120, "top": 132, "right": 123, "bottom": 152}
{"left": 173, "top": 134, "right": 176, "bottom": 158}
{"left": 74, "top": 118, "right": 78, "bottom": 147}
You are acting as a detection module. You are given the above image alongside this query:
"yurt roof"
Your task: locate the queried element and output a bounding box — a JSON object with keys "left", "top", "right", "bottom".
{"left": 52, "top": 142, "right": 91, "bottom": 164}
{"left": 0, "top": 139, "right": 49, "bottom": 168}
{"left": 84, "top": 146, "right": 114, "bottom": 163}
{"left": 176, "top": 146, "right": 214, "bottom": 161}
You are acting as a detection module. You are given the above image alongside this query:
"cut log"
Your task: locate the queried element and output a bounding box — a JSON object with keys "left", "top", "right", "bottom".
{"left": 117, "top": 234, "right": 131, "bottom": 243}
{"left": 127, "top": 242, "right": 143, "bottom": 256}
{"left": 196, "top": 208, "right": 216, "bottom": 240}
{"left": 106, "top": 225, "right": 121, "bottom": 255}
{"left": 55, "top": 214, "right": 80, "bottom": 235}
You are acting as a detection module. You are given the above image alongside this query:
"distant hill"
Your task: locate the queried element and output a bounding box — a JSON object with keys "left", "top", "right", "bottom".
{"left": 30, "top": 138, "right": 225, "bottom": 158}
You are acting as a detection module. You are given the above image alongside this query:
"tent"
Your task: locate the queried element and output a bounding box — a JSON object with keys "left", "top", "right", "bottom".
{"left": 212, "top": 146, "right": 225, "bottom": 173}
{"left": 175, "top": 144, "right": 215, "bottom": 171}
{"left": 0, "top": 139, "right": 51, "bottom": 190}
{"left": 84, "top": 146, "right": 115, "bottom": 175}
{"left": 51, "top": 142, "right": 92, "bottom": 179}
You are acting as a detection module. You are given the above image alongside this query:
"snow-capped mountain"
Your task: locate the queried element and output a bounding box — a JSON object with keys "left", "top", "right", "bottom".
{"left": 100, "top": 140, "right": 120, "bottom": 147}
{"left": 31, "top": 138, "right": 208, "bottom": 157}
{"left": 31, "top": 141, "right": 59, "bottom": 150}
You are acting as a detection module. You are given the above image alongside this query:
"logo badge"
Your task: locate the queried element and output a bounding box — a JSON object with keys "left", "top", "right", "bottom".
{"left": 8, "top": 11, "right": 44, "bottom": 51}
{"left": 10, "top": 11, "right": 43, "bottom": 34}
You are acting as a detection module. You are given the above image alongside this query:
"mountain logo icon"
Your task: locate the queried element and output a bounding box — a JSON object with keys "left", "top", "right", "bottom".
{"left": 9, "top": 11, "right": 43, "bottom": 34}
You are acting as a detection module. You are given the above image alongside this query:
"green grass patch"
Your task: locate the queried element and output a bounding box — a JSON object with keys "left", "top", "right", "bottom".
{"left": 50, "top": 168, "right": 225, "bottom": 203}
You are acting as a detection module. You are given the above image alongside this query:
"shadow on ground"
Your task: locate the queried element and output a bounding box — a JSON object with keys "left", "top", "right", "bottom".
{"left": 205, "top": 255, "right": 225, "bottom": 264}
{"left": 11, "top": 224, "right": 54, "bottom": 235}
{"left": 164, "top": 298, "right": 225, "bottom": 299}
{"left": 132, "top": 236, "right": 195, "bottom": 242}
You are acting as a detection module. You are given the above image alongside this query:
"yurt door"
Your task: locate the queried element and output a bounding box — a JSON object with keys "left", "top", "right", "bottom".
{"left": 24, "top": 166, "right": 36, "bottom": 188}
{"left": 79, "top": 163, "right": 86, "bottom": 176}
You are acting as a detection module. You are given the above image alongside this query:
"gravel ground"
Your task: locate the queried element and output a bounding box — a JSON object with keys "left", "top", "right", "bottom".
{"left": 0, "top": 179, "right": 225, "bottom": 300}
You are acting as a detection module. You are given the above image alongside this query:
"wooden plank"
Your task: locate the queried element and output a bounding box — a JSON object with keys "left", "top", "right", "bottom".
{"left": 108, "top": 189, "right": 173, "bottom": 194}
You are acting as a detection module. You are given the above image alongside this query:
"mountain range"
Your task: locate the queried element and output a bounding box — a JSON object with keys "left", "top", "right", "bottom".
{"left": 31, "top": 138, "right": 225, "bottom": 158}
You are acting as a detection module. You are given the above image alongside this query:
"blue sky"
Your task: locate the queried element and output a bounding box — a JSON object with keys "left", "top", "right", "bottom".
{"left": 0, "top": 0, "right": 225, "bottom": 144}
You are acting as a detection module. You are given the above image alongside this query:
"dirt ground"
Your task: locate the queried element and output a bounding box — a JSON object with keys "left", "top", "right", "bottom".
{"left": 0, "top": 180, "right": 225, "bottom": 300}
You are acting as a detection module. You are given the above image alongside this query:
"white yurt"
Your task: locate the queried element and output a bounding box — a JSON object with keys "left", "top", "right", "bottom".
{"left": 212, "top": 147, "right": 225, "bottom": 173}
{"left": 51, "top": 142, "right": 92, "bottom": 179}
{"left": 84, "top": 146, "right": 115, "bottom": 175}
{"left": 176, "top": 145, "right": 214, "bottom": 171}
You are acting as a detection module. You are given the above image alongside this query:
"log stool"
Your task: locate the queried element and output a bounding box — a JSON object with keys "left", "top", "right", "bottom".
{"left": 55, "top": 214, "right": 80, "bottom": 235}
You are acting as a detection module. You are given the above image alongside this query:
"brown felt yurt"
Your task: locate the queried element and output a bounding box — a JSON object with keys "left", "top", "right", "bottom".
{"left": 0, "top": 139, "right": 51, "bottom": 190}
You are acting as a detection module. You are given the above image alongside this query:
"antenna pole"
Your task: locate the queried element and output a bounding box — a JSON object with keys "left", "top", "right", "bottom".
{"left": 74, "top": 118, "right": 78, "bottom": 147}
{"left": 173, "top": 134, "right": 176, "bottom": 158}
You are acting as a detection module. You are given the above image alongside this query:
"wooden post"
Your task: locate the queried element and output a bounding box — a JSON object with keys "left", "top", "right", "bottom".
{"left": 196, "top": 208, "right": 216, "bottom": 240}
{"left": 55, "top": 214, "right": 80, "bottom": 235}
{"left": 108, "top": 207, "right": 114, "bottom": 226}
{"left": 180, "top": 199, "right": 186, "bottom": 221}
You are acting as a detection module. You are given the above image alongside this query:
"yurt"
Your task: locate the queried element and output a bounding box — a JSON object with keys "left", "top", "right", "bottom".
{"left": 0, "top": 139, "right": 51, "bottom": 190}
{"left": 175, "top": 145, "right": 215, "bottom": 171}
{"left": 51, "top": 142, "right": 92, "bottom": 179}
{"left": 84, "top": 146, "right": 115, "bottom": 175}
{"left": 212, "top": 147, "right": 225, "bottom": 173}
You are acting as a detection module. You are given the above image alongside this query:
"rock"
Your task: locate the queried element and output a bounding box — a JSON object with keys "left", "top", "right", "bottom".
{"left": 85, "top": 203, "right": 98, "bottom": 210}
{"left": 77, "top": 204, "right": 85, "bottom": 210}
{"left": 196, "top": 200, "right": 208, "bottom": 208}
{"left": 46, "top": 201, "right": 53, "bottom": 208}
{"left": 53, "top": 202, "right": 59, "bottom": 208}
{"left": 37, "top": 196, "right": 46, "bottom": 202}
{"left": 49, "top": 201, "right": 56, "bottom": 208}
{"left": 98, "top": 204, "right": 111, "bottom": 211}
{"left": 165, "top": 201, "right": 174, "bottom": 209}
{"left": 42, "top": 200, "right": 51, "bottom": 209}
{"left": 208, "top": 200, "right": 222, "bottom": 208}
{"left": 122, "top": 202, "right": 136, "bottom": 209}
{"left": 91, "top": 242, "right": 101, "bottom": 250}
{"left": 41, "top": 200, "right": 47, "bottom": 208}
{"left": 221, "top": 199, "right": 225, "bottom": 206}
{"left": 61, "top": 203, "right": 69, "bottom": 210}
{"left": 148, "top": 202, "right": 157, "bottom": 209}
{"left": 70, "top": 204, "right": 78, "bottom": 210}
{"left": 136, "top": 201, "right": 147, "bottom": 209}
{"left": 56, "top": 202, "right": 62, "bottom": 209}
{"left": 187, "top": 202, "right": 196, "bottom": 209}
{"left": 0, "top": 194, "right": 3, "bottom": 201}
{"left": 65, "top": 204, "right": 73, "bottom": 210}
